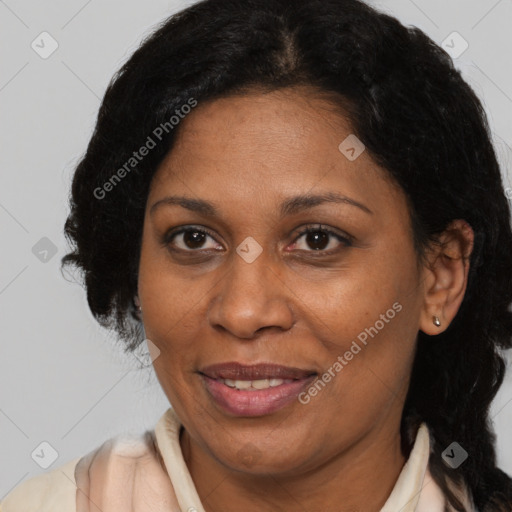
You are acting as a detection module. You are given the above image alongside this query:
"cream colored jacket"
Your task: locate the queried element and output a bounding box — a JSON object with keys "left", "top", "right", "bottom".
{"left": 1, "top": 408, "right": 476, "bottom": 511}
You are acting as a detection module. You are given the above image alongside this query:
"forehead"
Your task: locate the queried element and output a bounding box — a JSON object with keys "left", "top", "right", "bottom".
{"left": 149, "top": 88, "right": 407, "bottom": 223}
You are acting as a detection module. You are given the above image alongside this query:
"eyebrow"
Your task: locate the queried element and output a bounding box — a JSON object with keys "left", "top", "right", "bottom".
{"left": 149, "top": 192, "right": 373, "bottom": 217}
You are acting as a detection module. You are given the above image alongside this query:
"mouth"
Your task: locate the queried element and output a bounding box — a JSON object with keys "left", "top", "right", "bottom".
{"left": 198, "top": 362, "right": 318, "bottom": 417}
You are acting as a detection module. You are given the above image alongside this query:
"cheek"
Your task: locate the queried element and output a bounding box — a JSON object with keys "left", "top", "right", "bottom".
{"left": 138, "top": 239, "right": 208, "bottom": 346}
{"left": 296, "top": 263, "right": 402, "bottom": 347}
{"left": 299, "top": 257, "right": 418, "bottom": 405}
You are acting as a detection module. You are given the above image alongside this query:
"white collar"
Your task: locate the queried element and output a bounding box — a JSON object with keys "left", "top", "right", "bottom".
{"left": 154, "top": 408, "right": 446, "bottom": 512}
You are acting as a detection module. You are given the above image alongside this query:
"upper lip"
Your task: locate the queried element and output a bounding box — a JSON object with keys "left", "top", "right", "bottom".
{"left": 199, "top": 362, "right": 317, "bottom": 380}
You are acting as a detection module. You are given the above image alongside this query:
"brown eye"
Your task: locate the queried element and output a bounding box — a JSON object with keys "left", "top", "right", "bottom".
{"left": 292, "top": 225, "right": 352, "bottom": 254}
{"left": 181, "top": 230, "right": 208, "bottom": 249}
{"left": 303, "top": 230, "right": 330, "bottom": 250}
{"left": 164, "top": 226, "right": 221, "bottom": 252}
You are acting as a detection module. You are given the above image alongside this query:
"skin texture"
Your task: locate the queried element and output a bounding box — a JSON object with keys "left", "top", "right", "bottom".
{"left": 137, "top": 87, "right": 474, "bottom": 512}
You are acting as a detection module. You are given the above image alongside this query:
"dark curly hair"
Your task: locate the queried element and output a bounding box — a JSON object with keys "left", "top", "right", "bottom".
{"left": 61, "top": 0, "right": 512, "bottom": 509}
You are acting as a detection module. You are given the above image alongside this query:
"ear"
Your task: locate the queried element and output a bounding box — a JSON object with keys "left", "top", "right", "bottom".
{"left": 419, "top": 219, "right": 474, "bottom": 336}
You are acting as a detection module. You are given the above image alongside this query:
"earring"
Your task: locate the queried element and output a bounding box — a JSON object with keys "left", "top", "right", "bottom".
{"left": 134, "top": 296, "right": 142, "bottom": 314}
{"left": 433, "top": 315, "right": 441, "bottom": 327}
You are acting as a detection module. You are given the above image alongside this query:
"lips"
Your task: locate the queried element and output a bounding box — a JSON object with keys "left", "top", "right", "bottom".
{"left": 198, "top": 362, "right": 318, "bottom": 417}
{"left": 199, "top": 362, "right": 317, "bottom": 381}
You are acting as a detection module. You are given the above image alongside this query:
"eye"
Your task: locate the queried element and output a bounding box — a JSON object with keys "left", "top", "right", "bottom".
{"left": 162, "top": 224, "right": 353, "bottom": 255}
{"left": 290, "top": 224, "right": 353, "bottom": 254}
{"left": 163, "top": 226, "right": 222, "bottom": 252}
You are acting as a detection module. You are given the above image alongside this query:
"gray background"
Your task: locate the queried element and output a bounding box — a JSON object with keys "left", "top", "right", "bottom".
{"left": 1, "top": 0, "right": 511, "bottom": 499}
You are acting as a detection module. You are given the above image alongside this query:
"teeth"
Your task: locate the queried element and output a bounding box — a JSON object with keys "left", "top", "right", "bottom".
{"left": 252, "top": 379, "right": 275, "bottom": 389}
{"left": 221, "top": 378, "right": 290, "bottom": 390}
{"left": 234, "top": 379, "right": 252, "bottom": 390}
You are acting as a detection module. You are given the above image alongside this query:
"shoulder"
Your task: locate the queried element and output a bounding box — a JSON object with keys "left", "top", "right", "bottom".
{"left": 0, "top": 455, "right": 81, "bottom": 512}
{"left": 1, "top": 430, "right": 180, "bottom": 512}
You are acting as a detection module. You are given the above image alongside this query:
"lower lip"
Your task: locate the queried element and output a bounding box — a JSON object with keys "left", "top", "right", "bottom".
{"left": 200, "top": 374, "right": 317, "bottom": 417}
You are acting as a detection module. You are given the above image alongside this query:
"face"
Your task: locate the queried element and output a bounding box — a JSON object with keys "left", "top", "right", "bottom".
{"left": 138, "top": 87, "right": 426, "bottom": 476}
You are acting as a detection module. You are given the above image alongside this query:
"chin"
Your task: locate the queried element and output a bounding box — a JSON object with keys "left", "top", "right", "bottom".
{"left": 209, "top": 436, "right": 314, "bottom": 476}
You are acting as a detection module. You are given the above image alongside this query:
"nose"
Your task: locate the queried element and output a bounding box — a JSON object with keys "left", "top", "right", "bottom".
{"left": 207, "top": 248, "right": 295, "bottom": 339}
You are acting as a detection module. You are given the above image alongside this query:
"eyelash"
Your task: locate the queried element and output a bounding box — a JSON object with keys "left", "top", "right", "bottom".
{"left": 162, "top": 224, "right": 353, "bottom": 256}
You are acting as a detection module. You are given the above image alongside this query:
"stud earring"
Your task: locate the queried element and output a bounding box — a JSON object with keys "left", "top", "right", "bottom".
{"left": 134, "top": 296, "right": 142, "bottom": 314}
{"left": 433, "top": 315, "right": 441, "bottom": 327}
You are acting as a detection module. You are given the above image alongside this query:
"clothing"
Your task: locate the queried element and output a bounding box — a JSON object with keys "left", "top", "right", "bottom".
{"left": 0, "top": 407, "right": 475, "bottom": 511}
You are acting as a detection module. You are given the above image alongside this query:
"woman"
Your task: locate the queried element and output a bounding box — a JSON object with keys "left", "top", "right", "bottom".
{"left": 2, "top": 0, "right": 511, "bottom": 510}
